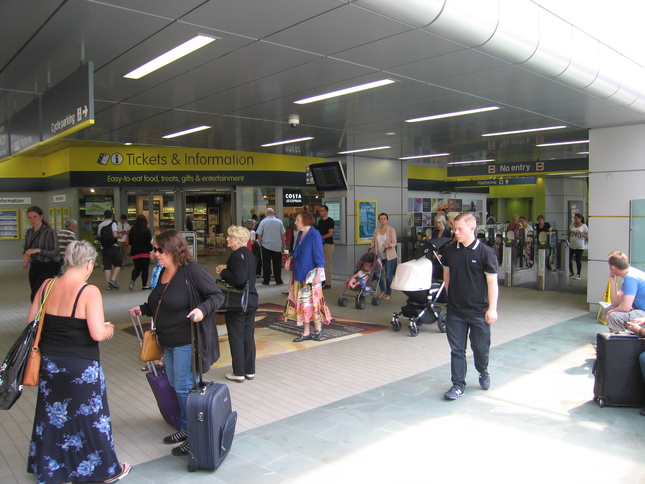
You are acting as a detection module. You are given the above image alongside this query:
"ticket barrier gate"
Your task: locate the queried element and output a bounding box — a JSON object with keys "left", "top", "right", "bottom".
{"left": 503, "top": 230, "right": 538, "bottom": 287}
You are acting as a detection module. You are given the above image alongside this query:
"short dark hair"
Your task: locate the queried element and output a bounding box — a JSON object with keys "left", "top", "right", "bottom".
{"left": 320, "top": 205, "right": 329, "bottom": 212}
{"left": 297, "top": 211, "right": 315, "bottom": 226}
{"left": 378, "top": 212, "right": 389, "bottom": 220}
{"left": 104, "top": 210, "right": 113, "bottom": 219}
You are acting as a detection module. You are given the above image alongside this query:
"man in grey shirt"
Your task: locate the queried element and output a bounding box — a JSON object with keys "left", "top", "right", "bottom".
{"left": 256, "top": 208, "right": 286, "bottom": 285}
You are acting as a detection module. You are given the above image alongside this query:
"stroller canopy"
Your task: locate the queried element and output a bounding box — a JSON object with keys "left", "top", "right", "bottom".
{"left": 391, "top": 257, "right": 434, "bottom": 292}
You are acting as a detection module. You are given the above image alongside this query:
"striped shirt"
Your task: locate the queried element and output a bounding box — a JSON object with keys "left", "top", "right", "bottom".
{"left": 24, "top": 225, "right": 59, "bottom": 263}
{"left": 57, "top": 229, "right": 76, "bottom": 259}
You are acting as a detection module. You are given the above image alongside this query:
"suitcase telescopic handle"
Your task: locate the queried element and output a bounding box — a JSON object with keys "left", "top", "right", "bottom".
{"left": 189, "top": 314, "right": 205, "bottom": 390}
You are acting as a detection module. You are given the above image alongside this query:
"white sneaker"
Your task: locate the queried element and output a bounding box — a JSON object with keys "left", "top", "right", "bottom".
{"left": 575, "top": 274, "right": 581, "bottom": 280}
{"left": 569, "top": 273, "right": 575, "bottom": 278}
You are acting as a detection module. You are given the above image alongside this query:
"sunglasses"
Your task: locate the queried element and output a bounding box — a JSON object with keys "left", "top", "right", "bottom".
{"left": 152, "top": 247, "right": 164, "bottom": 254}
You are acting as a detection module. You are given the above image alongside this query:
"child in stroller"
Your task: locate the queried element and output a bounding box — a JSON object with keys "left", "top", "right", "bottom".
{"left": 338, "top": 251, "right": 383, "bottom": 309}
{"left": 390, "top": 237, "right": 451, "bottom": 336}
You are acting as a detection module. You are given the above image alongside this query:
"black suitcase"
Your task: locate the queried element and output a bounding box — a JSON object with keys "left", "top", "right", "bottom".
{"left": 593, "top": 332, "right": 645, "bottom": 407}
{"left": 186, "top": 316, "right": 237, "bottom": 472}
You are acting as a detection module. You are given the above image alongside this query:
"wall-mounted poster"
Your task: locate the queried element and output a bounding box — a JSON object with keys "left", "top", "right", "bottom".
{"left": 356, "top": 200, "right": 377, "bottom": 244}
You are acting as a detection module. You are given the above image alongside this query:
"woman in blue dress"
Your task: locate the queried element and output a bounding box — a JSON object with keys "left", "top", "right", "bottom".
{"left": 27, "top": 240, "right": 130, "bottom": 484}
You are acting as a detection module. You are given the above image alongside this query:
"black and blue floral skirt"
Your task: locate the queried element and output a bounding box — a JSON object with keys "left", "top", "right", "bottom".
{"left": 27, "top": 354, "right": 121, "bottom": 484}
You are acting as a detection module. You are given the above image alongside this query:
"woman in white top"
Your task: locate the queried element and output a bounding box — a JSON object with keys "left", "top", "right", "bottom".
{"left": 370, "top": 213, "right": 397, "bottom": 301}
{"left": 566, "top": 213, "right": 589, "bottom": 279}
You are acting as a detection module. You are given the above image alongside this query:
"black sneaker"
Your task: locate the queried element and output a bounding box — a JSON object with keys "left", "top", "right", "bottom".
{"left": 109, "top": 280, "right": 120, "bottom": 289}
{"left": 171, "top": 440, "right": 190, "bottom": 456}
{"left": 163, "top": 429, "right": 188, "bottom": 445}
{"left": 479, "top": 371, "right": 491, "bottom": 390}
{"left": 444, "top": 385, "right": 464, "bottom": 400}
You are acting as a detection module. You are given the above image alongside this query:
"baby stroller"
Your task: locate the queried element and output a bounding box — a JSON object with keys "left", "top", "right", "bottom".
{"left": 338, "top": 251, "right": 384, "bottom": 309}
{"left": 390, "top": 237, "right": 451, "bottom": 336}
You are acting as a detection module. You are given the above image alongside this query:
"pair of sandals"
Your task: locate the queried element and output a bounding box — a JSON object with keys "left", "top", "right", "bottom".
{"left": 378, "top": 291, "right": 391, "bottom": 301}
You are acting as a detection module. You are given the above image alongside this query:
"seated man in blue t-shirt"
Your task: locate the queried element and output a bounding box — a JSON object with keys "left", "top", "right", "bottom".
{"left": 606, "top": 251, "right": 645, "bottom": 332}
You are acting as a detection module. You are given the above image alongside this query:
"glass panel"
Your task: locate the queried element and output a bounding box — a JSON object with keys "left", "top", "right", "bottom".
{"left": 630, "top": 199, "right": 645, "bottom": 271}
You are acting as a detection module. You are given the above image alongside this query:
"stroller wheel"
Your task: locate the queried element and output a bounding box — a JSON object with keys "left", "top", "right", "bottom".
{"left": 372, "top": 296, "right": 381, "bottom": 306}
{"left": 409, "top": 322, "right": 420, "bottom": 337}
{"left": 338, "top": 297, "right": 348, "bottom": 307}
{"left": 391, "top": 316, "right": 401, "bottom": 332}
{"left": 356, "top": 297, "right": 366, "bottom": 310}
{"left": 437, "top": 312, "right": 447, "bottom": 333}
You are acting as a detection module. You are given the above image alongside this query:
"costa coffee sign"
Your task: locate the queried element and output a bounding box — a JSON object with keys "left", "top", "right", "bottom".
{"left": 283, "top": 189, "right": 303, "bottom": 206}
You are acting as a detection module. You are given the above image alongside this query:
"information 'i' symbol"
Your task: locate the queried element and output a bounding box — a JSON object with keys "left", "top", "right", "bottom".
{"left": 111, "top": 153, "right": 124, "bottom": 166}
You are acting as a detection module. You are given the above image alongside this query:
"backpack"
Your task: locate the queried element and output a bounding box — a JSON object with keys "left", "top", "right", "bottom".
{"left": 100, "top": 222, "right": 117, "bottom": 248}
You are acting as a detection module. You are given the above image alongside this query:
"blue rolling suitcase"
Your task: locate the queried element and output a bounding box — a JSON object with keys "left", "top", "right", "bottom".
{"left": 186, "top": 317, "right": 237, "bottom": 472}
{"left": 131, "top": 315, "right": 182, "bottom": 429}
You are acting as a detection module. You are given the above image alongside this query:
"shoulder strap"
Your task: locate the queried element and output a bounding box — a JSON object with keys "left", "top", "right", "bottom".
{"left": 70, "top": 284, "right": 89, "bottom": 318}
{"left": 33, "top": 277, "right": 58, "bottom": 349}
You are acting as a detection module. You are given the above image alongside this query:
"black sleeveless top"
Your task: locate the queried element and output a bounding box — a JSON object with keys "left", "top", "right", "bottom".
{"left": 40, "top": 285, "right": 100, "bottom": 360}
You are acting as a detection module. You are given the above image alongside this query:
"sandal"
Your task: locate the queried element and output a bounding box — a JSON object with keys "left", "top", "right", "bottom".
{"left": 104, "top": 462, "right": 131, "bottom": 483}
{"left": 383, "top": 294, "right": 391, "bottom": 301}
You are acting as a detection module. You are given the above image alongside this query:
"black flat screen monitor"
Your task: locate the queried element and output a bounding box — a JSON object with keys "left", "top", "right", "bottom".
{"left": 309, "top": 161, "right": 347, "bottom": 191}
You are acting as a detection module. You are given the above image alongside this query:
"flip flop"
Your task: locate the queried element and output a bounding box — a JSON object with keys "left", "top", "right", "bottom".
{"left": 383, "top": 294, "right": 392, "bottom": 301}
{"left": 104, "top": 462, "right": 131, "bottom": 483}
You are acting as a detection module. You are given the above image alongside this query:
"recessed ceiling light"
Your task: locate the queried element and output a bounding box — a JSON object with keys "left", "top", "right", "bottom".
{"left": 338, "top": 146, "right": 391, "bottom": 155}
{"left": 385, "top": 132, "right": 396, "bottom": 136}
{"left": 124, "top": 142, "right": 132, "bottom": 146}
{"left": 294, "top": 79, "right": 395, "bottom": 104}
{"left": 406, "top": 106, "right": 499, "bottom": 123}
{"left": 399, "top": 153, "right": 450, "bottom": 160}
{"left": 261, "top": 137, "right": 314, "bottom": 147}
{"left": 124, "top": 35, "right": 218, "bottom": 79}
{"left": 482, "top": 126, "right": 567, "bottom": 136}
{"left": 162, "top": 125, "right": 211, "bottom": 139}
{"left": 446, "top": 159, "right": 495, "bottom": 165}
{"left": 536, "top": 140, "right": 589, "bottom": 147}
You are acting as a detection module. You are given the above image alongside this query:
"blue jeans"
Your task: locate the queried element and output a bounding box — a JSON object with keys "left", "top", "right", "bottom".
{"left": 164, "top": 344, "right": 197, "bottom": 432}
{"left": 379, "top": 258, "right": 397, "bottom": 296}
{"left": 445, "top": 313, "right": 491, "bottom": 389}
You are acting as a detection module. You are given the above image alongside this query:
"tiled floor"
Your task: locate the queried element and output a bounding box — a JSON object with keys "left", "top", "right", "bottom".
{"left": 1, "top": 257, "right": 644, "bottom": 483}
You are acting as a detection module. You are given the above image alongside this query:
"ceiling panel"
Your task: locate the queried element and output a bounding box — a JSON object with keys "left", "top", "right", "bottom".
{"left": 3, "top": 0, "right": 645, "bottom": 165}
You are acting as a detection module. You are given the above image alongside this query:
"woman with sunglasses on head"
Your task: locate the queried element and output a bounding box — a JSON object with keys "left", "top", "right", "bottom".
{"left": 215, "top": 225, "right": 259, "bottom": 383}
{"left": 128, "top": 230, "right": 224, "bottom": 457}
{"left": 27, "top": 241, "right": 131, "bottom": 484}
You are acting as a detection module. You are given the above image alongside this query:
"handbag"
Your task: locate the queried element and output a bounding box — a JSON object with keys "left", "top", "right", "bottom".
{"left": 305, "top": 268, "right": 325, "bottom": 285}
{"left": 23, "top": 278, "right": 58, "bottom": 387}
{"left": 0, "top": 320, "right": 39, "bottom": 410}
{"left": 139, "top": 320, "right": 164, "bottom": 362}
{"left": 216, "top": 279, "right": 249, "bottom": 312}
{"left": 139, "top": 272, "right": 173, "bottom": 362}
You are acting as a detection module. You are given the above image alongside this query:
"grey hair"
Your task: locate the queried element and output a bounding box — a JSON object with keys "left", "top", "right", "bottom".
{"left": 64, "top": 240, "right": 97, "bottom": 269}
{"left": 435, "top": 214, "right": 447, "bottom": 225}
{"left": 64, "top": 218, "right": 78, "bottom": 229}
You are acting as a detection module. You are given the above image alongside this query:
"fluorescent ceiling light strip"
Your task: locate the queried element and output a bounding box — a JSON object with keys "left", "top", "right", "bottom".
{"left": 261, "top": 137, "right": 314, "bottom": 147}
{"left": 399, "top": 153, "right": 450, "bottom": 160}
{"left": 405, "top": 107, "right": 499, "bottom": 123}
{"left": 536, "top": 140, "right": 589, "bottom": 147}
{"left": 294, "top": 79, "right": 395, "bottom": 104}
{"left": 482, "top": 126, "right": 567, "bottom": 137}
{"left": 162, "top": 125, "right": 211, "bottom": 139}
{"left": 447, "top": 159, "right": 495, "bottom": 165}
{"left": 124, "top": 35, "right": 217, "bottom": 79}
{"left": 577, "top": 151, "right": 590, "bottom": 155}
{"left": 338, "top": 146, "right": 391, "bottom": 154}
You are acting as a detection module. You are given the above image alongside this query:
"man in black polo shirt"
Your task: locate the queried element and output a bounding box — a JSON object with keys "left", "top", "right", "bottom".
{"left": 441, "top": 213, "right": 499, "bottom": 400}
{"left": 317, "top": 205, "right": 334, "bottom": 289}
